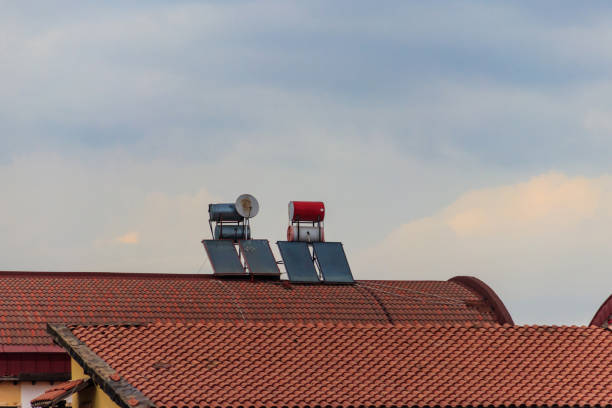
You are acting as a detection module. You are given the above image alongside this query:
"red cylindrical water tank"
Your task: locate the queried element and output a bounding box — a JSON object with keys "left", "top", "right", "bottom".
{"left": 288, "top": 201, "right": 325, "bottom": 222}
{"left": 287, "top": 225, "right": 324, "bottom": 242}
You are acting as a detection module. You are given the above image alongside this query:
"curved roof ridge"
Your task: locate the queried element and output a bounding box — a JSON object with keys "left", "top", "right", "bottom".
{"left": 590, "top": 293, "right": 612, "bottom": 327}
{"left": 449, "top": 276, "right": 514, "bottom": 325}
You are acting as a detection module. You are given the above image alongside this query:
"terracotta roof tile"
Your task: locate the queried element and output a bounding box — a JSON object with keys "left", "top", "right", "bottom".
{"left": 0, "top": 272, "right": 507, "bottom": 347}
{"left": 62, "top": 322, "right": 611, "bottom": 408}
{"left": 31, "top": 379, "right": 87, "bottom": 407}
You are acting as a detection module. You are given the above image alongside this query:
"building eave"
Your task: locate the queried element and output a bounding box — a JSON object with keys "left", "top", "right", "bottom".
{"left": 46, "top": 324, "right": 155, "bottom": 408}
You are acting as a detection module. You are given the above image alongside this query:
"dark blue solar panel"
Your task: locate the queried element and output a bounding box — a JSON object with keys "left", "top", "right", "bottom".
{"left": 312, "top": 242, "right": 354, "bottom": 283}
{"left": 239, "top": 239, "right": 280, "bottom": 276}
{"left": 277, "top": 241, "right": 319, "bottom": 283}
{"left": 202, "top": 240, "right": 244, "bottom": 275}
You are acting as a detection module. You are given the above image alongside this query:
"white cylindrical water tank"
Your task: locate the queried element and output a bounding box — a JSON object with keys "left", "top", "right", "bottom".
{"left": 287, "top": 225, "right": 324, "bottom": 242}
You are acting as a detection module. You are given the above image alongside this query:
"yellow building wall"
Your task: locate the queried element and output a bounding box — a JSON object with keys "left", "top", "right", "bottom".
{"left": 71, "top": 359, "right": 119, "bottom": 408}
{"left": 0, "top": 381, "right": 21, "bottom": 407}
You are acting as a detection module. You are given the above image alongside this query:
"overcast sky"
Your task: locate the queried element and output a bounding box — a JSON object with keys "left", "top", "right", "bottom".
{"left": 1, "top": 1, "right": 611, "bottom": 325}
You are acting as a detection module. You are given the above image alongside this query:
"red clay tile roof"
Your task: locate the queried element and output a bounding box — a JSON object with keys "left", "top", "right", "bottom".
{"left": 49, "top": 322, "right": 612, "bottom": 408}
{"left": 0, "top": 271, "right": 510, "bottom": 348}
{"left": 591, "top": 294, "right": 612, "bottom": 328}
{"left": 31, "top": 379, "right": 90, "bottom": 407}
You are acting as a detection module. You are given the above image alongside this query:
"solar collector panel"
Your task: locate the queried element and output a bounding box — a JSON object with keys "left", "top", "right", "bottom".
{"left": 202, "top": 240, "right": 245, "bottom": 275}
{"left": 277, "top": 241, "right": 320, "bottom": 283}
{"left": 312, "top": 242, "right": 354, "bottom": 283}
{"left": 239, "top": 239, "right": 280, "bottom": 276}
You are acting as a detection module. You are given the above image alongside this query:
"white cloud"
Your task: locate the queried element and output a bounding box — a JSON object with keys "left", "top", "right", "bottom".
{"left": 114, "top": 232, "right": 140, "bottom": 244}
{"left": 0, "top": 153, "right": 218, "bottom": 274}
{"left": 357, "top": 172, "right": 612, "bottom": 325}
{"left": 3, "top": 1, "right": 612, "bottom": 169}
{"left": 446, "top": 172, "right": 602, "bottom": 236}
{"left": 0, "top": 142, "right": 465, "bottom": 273}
